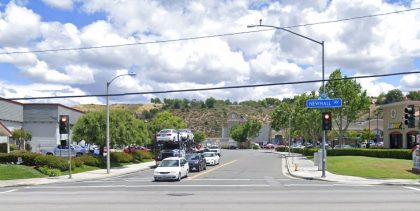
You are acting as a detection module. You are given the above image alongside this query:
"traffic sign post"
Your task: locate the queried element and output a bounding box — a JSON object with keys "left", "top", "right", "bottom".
{"left": 305, "top": 94, "right": 342, "bottom": 178}
{"left": 306, "top": 98, "right": 342, "bottom": 108}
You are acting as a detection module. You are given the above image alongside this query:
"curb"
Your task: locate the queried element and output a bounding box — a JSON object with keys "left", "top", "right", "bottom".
{"left": 279, "top": 152, "right": 420, "bottom": 186}
{"left": 0, "top": 161, "right": 156, "bottom": 188}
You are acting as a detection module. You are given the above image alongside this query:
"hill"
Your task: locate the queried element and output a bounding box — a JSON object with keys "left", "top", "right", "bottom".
{"left": 73, "top": 103, "right": 273, "bottom": 137}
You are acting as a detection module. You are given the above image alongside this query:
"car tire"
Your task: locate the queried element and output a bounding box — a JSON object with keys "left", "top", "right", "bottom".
{"left": 177, "top": 172, "right": 181, "bottom": 181}
{"left": 204, "top": 165, "right": 207, "bottom": 170}
{"left": 186, "top": 170, "right": 189, "bottom": 178}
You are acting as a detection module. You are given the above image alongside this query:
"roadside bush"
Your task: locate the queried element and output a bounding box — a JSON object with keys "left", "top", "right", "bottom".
{"left": 140, "top": 151, "right": 153, "bottom": 160}
{"left": 110, "top": 152, "right": 133, "bottom": 163}
{"left": 132, "top": 151, "right": 154, "bottom": 162}
{"left": 78, "top": 155, "right": 103, "bottom": 167}
{"left": 72, "top": 157, "right": 84, "bottom": 168}
{"left": 326, "top": 148, "right": 412, "bottom": 160}
{"left": 0, "top": 151, "right": 41, "bottom": 164}
{"left": 35, "top": 155, "right": 75, "bottom": 171}
{"left": 37, "top": 166, "right": 61, "bottom": 177}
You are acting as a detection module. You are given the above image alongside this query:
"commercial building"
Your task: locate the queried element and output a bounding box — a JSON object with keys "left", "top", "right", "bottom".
{"left": 382, "top": 101, "right": 420, "bottom": 149}
{"left": 0, "top": 98, "right": 84, "bottom": 153}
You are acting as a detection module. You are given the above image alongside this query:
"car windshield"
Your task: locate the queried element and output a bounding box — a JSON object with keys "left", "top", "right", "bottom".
{"left": 159, "top": 160, "right": 179, "bottom": 167}
{"left": 186, "top": 154, "right": 199, "bottom": 160}
{"left": 159, "top": 129, "right": 172, "bottom": 134}
{"left": 203, "top": 153, "right": 214, "bottom": 157}
{"left": 178, "top": 129, "right": 187, "bottom": 132}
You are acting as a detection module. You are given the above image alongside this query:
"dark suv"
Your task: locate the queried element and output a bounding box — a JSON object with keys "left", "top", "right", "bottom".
{"left": 185, "top": 153, "right": 206, "bottom": 172}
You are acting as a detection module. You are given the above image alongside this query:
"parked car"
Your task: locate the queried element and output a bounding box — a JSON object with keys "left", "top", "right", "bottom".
{"left": 178, "top": 129, "right": 194, "bottom": 141}
{"left": 123, "top": 146, "right": 151, "bottom": 153}
{"left": 41, "top": 145, "right": 88, "bottom": 157}
{"left": 156, "top": 129, "right": 179, "bottom": 142}
{"left": 334, "top": 145, "right": 353, "bottom": 149}
{"left": 154, "top": 157, "right": 189, "bottom": 181}
{"left": 203, "top": 152, "right": 220, "bottom": 166}
{"left": 186, "top": 153, "right": 206, "bottom": 172}
{"left": 291, "top": 144, "right": 305, "bottom": 149}
{"left": 263, "top": 143, "right": 276, "bottom": 149}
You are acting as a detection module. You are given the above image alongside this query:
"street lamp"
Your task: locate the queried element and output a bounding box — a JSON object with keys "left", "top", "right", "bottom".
{"left": 248, "top": 20, "right": 327, "bottom": 177}
{"left": 106, "top": 72, "right": 137, "bottom": 174}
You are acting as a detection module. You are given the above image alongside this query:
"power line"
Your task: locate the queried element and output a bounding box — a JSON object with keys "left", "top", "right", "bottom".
{"left": 6, "top": 71, "right": 420, "bottom": 101}
{"left": 0, "top": 7, "right": 419, "bottom": 55}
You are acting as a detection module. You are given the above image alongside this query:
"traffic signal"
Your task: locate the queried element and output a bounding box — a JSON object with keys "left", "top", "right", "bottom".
{"left": 404, "top": 105, "right": 415, "bottom": 128}
{"left": 322, "top": 112, "right": 332, "bottom": 130}
{"left": 59, "top": 115, "right": 69, "bottom": 134}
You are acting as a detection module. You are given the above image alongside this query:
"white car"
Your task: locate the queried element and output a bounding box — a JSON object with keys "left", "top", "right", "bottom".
{"left": 178, "top": 129, "right": 194, "bottom": 141}
{"left": 154, "top": 157, "right": 189, "bottom": 181}
{"left": 156, "top": 129, "right": 179, "bottom": 142}
{"left": 203, "top": 152, "right": 220, "bottom": 166}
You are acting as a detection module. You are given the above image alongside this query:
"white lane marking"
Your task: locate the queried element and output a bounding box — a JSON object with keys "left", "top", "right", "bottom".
{"left": 284, "top": 184, "right": 374, "bottom": 187}
{"left": 26, "top": 184, "right": 270, "bottom": 189}
{"left": 404, "top": 187, "right": 420, "bottom": 192}
{"left": 0, "top": 189, "right": 18, "bottom": 194}
{"left": 187, "top": 160, "right": 238, "bottom": 180}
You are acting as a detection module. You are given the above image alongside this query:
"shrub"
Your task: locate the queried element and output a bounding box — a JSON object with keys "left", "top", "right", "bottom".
{"left": 37, "top": 166, "right": 61, "bottom": 177}
{"left": 140, "top": 151, "right": 153, "bottom": 160}
{"left": 72, "top": 157, "right": 84, "bottom": 167}
{"left": 326, "top": 148, "right": 412, "bottom": 160}
{"left": 0, "top": 151, "right": 42, "bottom": 165}
{"left": 78, "top": 155, "right": 103, "bottom": 167}
{"left": 110, "top": 152, "right": 133, "bottom": 163}
{"left": 35, "top": 155, "right": 75, "bottom": 171}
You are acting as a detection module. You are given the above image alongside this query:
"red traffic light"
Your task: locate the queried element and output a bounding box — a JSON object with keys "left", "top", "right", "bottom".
{"left": 60, "top": 116, "right": 68, "bottom": 123}
{"left": 323, "top": 113, "right": 330, "bottom": 120}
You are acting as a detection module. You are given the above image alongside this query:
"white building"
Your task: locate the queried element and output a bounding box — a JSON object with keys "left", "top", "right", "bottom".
{"left": 0, "top": 98, "right": 84, "bottom": 153}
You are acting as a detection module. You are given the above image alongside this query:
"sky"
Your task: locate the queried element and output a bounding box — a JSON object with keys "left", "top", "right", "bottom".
{"left": 0, "top": 0, "right": 419, "bottom": 106}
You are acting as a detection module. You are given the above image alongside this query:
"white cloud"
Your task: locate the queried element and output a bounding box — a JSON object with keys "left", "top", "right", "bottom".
{"left": 400, "top": 72, "right": 420, "bottom": 90}
{"left": 0, "top": 81, "right": 101, "bottom": 106}
{"left": 0, "top": 2, "right": 41, "bottom": 46}
{"left": 1, "top": 0, "right": 420, "bottom": 105}
{"left": 42, "top": 0, "right": 74, "bottom": 10}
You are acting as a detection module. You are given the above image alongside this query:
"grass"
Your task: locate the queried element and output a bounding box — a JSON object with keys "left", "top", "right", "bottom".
{"left": 0, "top": 164, "right": 46, "bottom": 180}
{"left": 326, "top": 156, "right": 420, "bottom": 179}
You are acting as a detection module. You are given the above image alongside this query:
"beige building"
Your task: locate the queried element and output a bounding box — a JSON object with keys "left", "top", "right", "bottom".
{"left": 382, "top": 101, "right": 420, "bottom": 149}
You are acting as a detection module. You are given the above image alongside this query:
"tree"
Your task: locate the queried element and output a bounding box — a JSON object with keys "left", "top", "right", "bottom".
{"left": 11, "top": 129, "right": 32, "bottom": 151}
{"left": 360, "top": 128, "right": 375, "bottom": 142}
{"left": 147, "top": 111, "right": 187, "bottom": 140}
{"left": 384, "top": 89, "right": 404, "bottom": 104}
{"left": 324, "top": 69, "right": 370, "bottom": 143}
{"left": 230, "top": 119, "right": 262, "bottom": 148}
{"left": 205, "top": 97, "right": 216, "bottom": 108}
{"left": 407, "top": 91, "right": 420, "bottom": 101}
{"left": 72, "top": 109, "right": 149, "bottom": 155}
{"left": 193, "top": 131, "right": 206, "bottom": 145}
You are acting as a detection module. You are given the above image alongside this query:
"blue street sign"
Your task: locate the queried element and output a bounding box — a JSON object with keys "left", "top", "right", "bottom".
{"left": 306, "top": 98, "right": 342, "bottom": 108}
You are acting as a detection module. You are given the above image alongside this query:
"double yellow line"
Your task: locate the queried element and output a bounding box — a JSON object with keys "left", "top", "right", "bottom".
{"left": 187, "top": 160, "right": 238, "bottom": 180}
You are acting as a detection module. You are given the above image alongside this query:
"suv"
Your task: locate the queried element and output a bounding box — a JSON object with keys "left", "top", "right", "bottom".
{"left": 41, "top": 145, "right": 88, "bottom": 157}
{"left": 185, "top": 153, "right": 206, "bottom": 172}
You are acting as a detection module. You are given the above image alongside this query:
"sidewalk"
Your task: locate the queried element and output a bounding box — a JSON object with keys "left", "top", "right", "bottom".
{"left": 276, "top": 151, "right": 420, "bottom": 186}
{"left": 0, "top": 161, "right": 156, "bottom": 188}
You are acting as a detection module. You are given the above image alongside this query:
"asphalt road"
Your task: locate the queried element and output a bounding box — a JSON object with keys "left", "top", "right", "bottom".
{"left": 0, "top": 150, "right": 419, "bottom": 211}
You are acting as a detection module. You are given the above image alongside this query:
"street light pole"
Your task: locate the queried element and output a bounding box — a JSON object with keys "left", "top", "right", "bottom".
{"left": 248, "top": 21, "right": 327, "bottom": 177}
{"left": 106, "top": 72, "right": 137, "bottom": 174}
